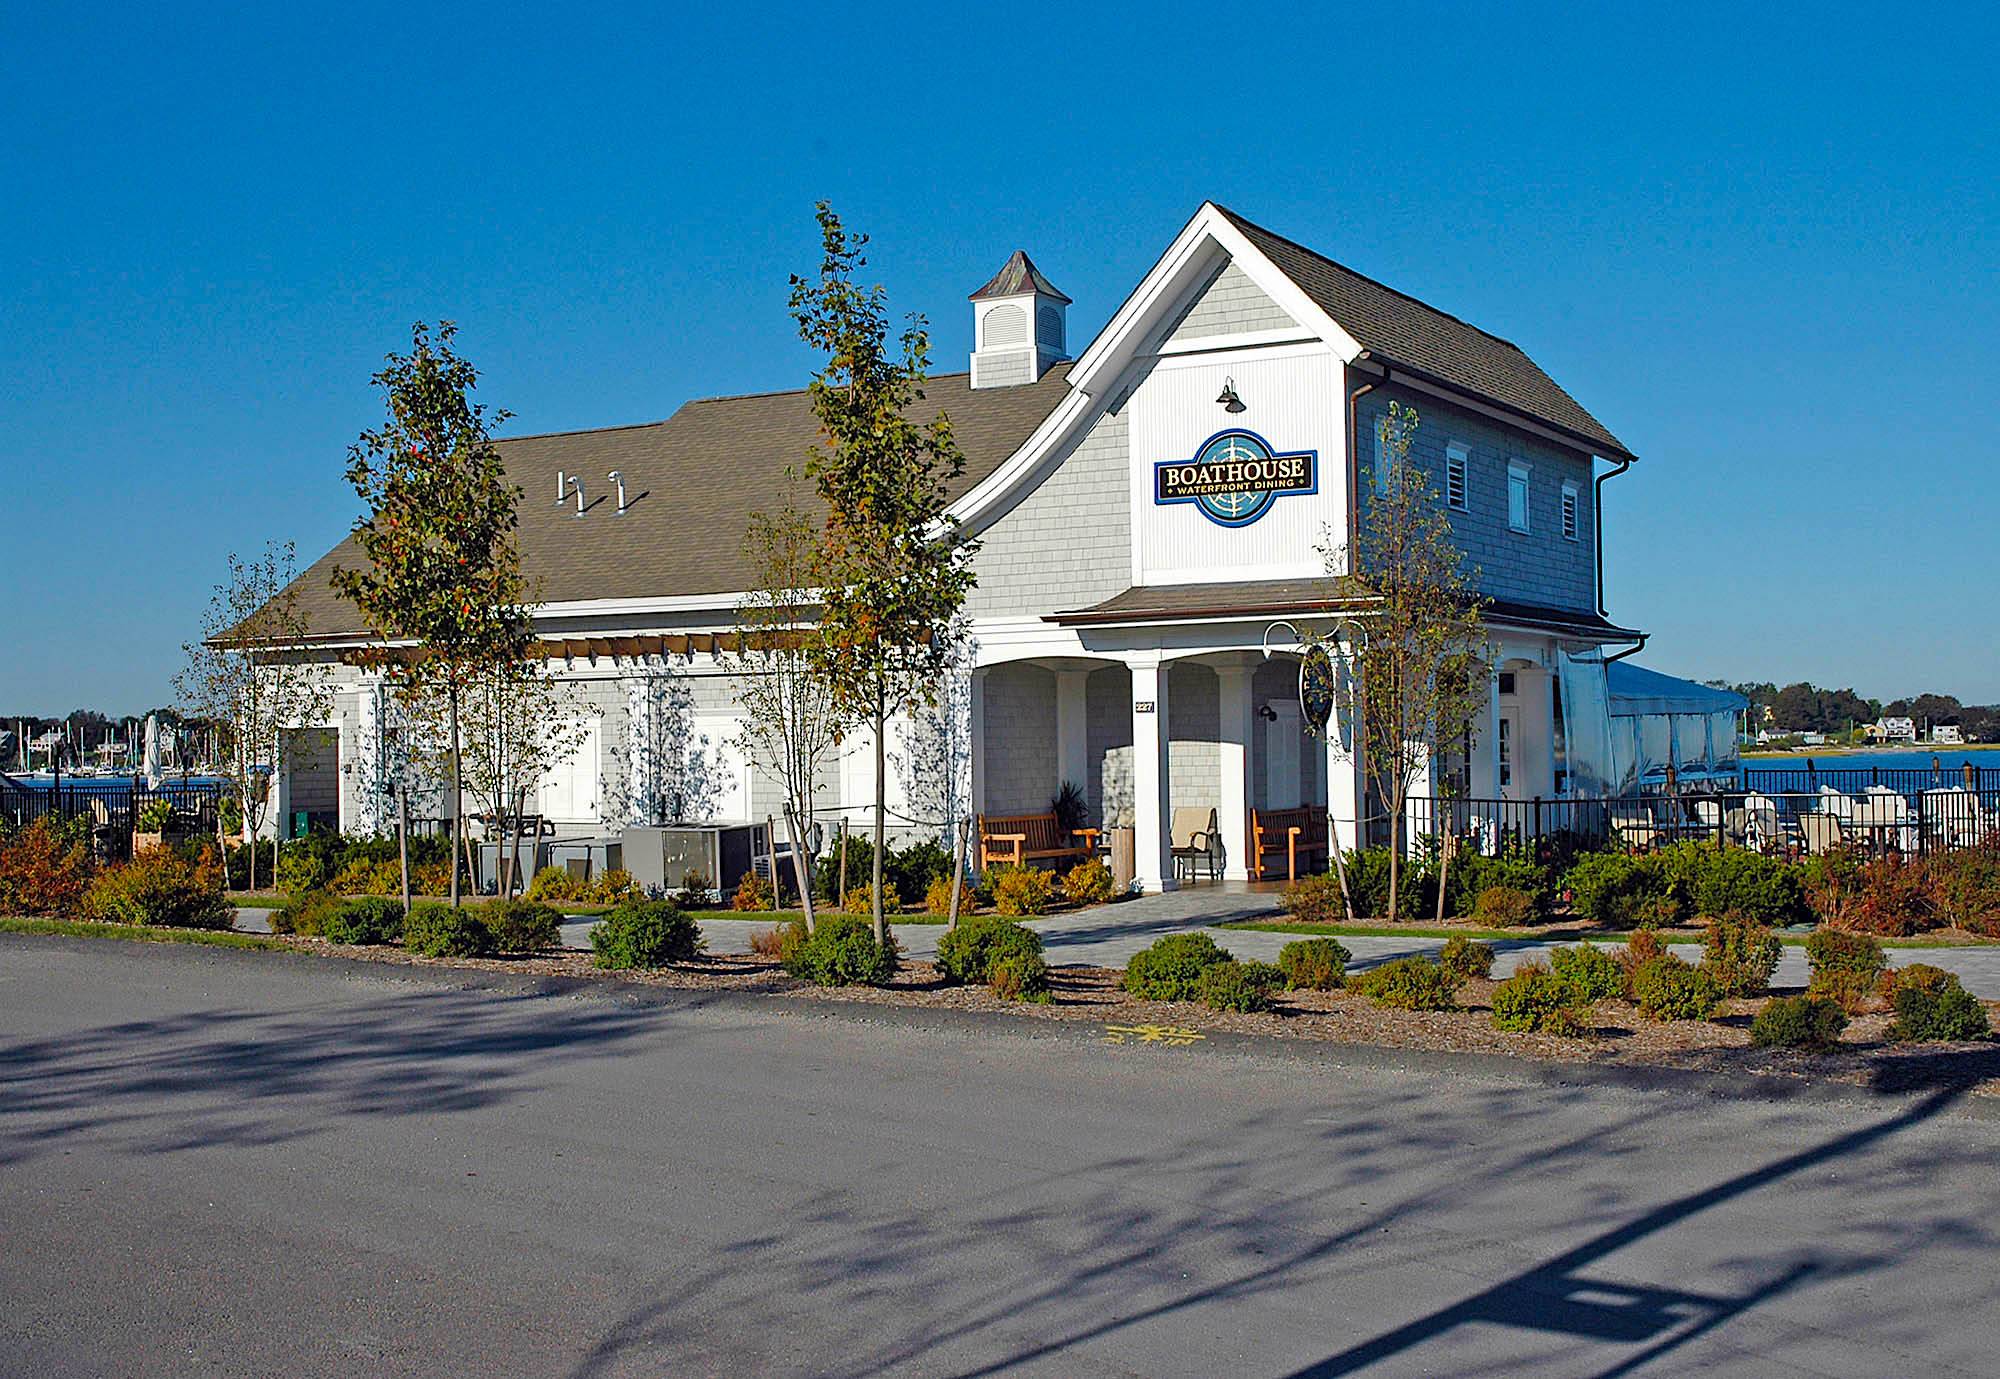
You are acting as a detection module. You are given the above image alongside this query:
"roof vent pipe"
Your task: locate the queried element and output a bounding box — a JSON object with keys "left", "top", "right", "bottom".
{"left": 609, "top": 470, "right": 628, "bottom": 515}
{"left": 555, "top": 470, "right": 570, "bottom": 506}
{"left": 571, "top": 476, "right": 586, "bottom": 518}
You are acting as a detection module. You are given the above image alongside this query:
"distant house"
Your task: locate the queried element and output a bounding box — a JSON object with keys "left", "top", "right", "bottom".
{"left": 1868, "top": 717, "right": 1917, "bottom": 743}
{"left": 1932, "top": 723, "right": 1964, "bottom": 745}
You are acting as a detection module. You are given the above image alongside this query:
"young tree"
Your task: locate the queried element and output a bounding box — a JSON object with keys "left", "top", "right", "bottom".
{"left": 727, "top": 507, "right": 846, "bottom": 930}
{"left": 1316, "top": 402, "right": 1489, "bottom": 922}
{"left": 176, "top": 541, "right": 335, "bottom": 890}
{"left": 889, "top": 611, "right": 976, "bottom": 847}
{"left": 404, "top": 659, "right": 582, "bottom": 898}
{"left": 790, "top": 205, "right": 978, "bottom": 941}
{"left": 333, "top": 321, "right": 531, "bottom": 907}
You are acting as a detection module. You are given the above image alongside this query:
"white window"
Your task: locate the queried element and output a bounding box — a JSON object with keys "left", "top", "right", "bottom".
{"left": 1498, "top": 717, "right": 1513, "bottom": 787}
{"left": 1561, "top": 482, "right": 1580, "bottom": 541}
{"left": 1507, "top": 461, "right": 1531, "bottom": 533}
{"left": 1373, "top": 422, "right": 1391, "bottom": 493}
{"left": 1445, "top": 443, "right": 1469, "bottom": 511}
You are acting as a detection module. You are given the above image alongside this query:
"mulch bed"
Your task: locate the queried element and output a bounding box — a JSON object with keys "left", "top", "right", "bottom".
{"left": 253, "top": 933, "right": 2000, "bottom": 1098}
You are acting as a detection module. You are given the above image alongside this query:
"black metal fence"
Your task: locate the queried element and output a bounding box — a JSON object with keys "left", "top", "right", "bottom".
{"left": 1739, "top": 763, "right": 2000, "bottom": 796}
{"left": 1406, "top": 782, "right": 1999, "bottom": 862}
{"left": 0, "top": 775, "right": 226, "bottom": 861}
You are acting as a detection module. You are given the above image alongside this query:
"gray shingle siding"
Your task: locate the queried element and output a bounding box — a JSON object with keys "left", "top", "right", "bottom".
{"left": 1356, "top": 384, "right": 1598, "bottom": 614}
{"left": 1166, "top": 260, "right": 1298, "bottom": 342}
{"left": 981, "top": 662, "right": 1056, "bottom": 814}
{"left": 972, "top": 349, "right": 1032, "bottom": 388}
{"left": 965, "top": 406, "right": 1131, "bottom": 619}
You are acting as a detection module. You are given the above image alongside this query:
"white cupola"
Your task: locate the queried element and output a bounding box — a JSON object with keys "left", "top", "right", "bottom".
{"left": 968, "top": 250, "right": 1070, "bottom": 388}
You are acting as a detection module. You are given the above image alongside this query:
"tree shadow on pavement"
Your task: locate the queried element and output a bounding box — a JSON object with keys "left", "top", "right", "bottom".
{"left": 0, "top": 985, "right": 680, "bottom": 1164}
{"left": 561, "top": 1068, "right": 1991, "bottom": 1379}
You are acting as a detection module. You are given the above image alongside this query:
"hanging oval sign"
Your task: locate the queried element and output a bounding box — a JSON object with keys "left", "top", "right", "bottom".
{"left": 1300, "top": 645, "right": 1338, "bottom": 733}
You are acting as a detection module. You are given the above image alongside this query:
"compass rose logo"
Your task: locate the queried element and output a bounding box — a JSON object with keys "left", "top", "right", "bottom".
{"left": 1153, "top": 429, "right": 1318, "bottom": 528}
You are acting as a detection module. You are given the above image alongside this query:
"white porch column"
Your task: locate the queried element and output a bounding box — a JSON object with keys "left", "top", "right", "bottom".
{"left": 1129, "top": 656, "right": 1175, "bottom": 893}
{"left": 1054, "top": 670, "right": 1090, "bottom": 799}
{"left": 1326, "top": 735, "right": 1363, "bottom": 862}
{"left": 1217, "top": 666, "right": 1255, "bottom": 880}
{"left": 969, "top": 668, "right": 987, "bottom": 820}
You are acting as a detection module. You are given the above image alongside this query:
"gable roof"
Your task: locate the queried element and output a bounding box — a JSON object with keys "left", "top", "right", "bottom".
{"left": 969, "top": 250, "right": 1071, "bottom": 304}
{"left": 283, "top": 363, "right": 1074, "bottom": 639}
{"left": 1214, "top": 206, "right": 1634, "bottom": 460}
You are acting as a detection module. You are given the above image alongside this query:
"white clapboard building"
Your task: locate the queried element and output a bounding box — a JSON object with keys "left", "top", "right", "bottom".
{"left": 273, "top": 203, "right": 1645, "bottom": 891}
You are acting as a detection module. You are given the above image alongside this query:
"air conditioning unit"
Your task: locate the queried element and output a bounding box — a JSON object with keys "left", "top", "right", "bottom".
{"left": 622, "top": 823, "right": 770, "bottom": 900}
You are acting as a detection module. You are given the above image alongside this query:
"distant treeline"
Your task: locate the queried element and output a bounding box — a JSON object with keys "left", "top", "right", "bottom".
{"left": 1704, "top": 681, "right": 1998, "bottom": 740}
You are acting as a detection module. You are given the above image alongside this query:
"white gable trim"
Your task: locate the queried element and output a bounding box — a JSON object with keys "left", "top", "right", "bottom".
{"left": 950, "top": 202, "right": 1363, "bottom": 530}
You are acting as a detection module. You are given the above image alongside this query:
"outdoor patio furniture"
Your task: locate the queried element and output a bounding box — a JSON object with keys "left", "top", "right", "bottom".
{"left": 1799, "top": 812, "right": 1846, "bottom": 856}
{"left": 1610, "top": 804, "right": 1658, "bottom": 852}
{"left": 976, "top": 811, "right": 1099, "bottom": 870}
{"left": 1248, "top": 805, "right": 1328, "bottom": 881}
{"left": 1169, "top": 806, "right": 1222, "bottom": 883}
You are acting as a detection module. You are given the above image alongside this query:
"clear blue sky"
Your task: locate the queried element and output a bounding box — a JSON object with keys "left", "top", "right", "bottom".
{"left": 3, "top": 2, "right": 1995, "bottom": 716}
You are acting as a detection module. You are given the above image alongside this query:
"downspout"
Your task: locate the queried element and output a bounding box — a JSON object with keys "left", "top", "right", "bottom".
{"left": 1345, "top": 355, "right": 1377, "bottom": 563}
{"left": 1593, "top": 453, "right": 1632, "bottom": 616}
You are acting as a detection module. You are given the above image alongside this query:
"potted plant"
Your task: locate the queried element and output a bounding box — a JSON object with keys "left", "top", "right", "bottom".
{"left": 134, "top": 798, "right": 177, "bottom": 854}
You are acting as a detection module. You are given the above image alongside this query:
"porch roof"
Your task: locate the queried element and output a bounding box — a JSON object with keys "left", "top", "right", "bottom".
{"left": 1048, "top": 579, "right": 1643, "bottom": 642}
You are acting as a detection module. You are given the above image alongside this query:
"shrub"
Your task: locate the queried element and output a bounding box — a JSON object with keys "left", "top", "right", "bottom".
{"left": 274, "top": 847, "right": 328, "bottom": 894}
{"left": 1471, "top": 886, "right": 1537, "bottom": 927}
{"left": 889, "top": 839, "right": 956, "bottom": 903}
{"left": 1278, "top": 870, "right": 1347, "bottom": 925}
{"left": 935, "top": 915, "right": 1043, "bottom": 985}
{"left": 841, "top": 884, "right": 898, "bottom": 917}
{"left": 992, "top": 866, "right": 1054, "bottom": 917}
{"left": 223, "top": 839, "right": 278, "bottom": 891}
{"left": 1060, "top": 860, "right": 1116, "bottom": 907}
{"left": 136, "top": 798, "right": 175, "bottom": 832}
{"left": 1549, "top": 944, "right": 1624, "bottom": 1003}
{"left": 1675, "top": 844, "right": 1808, "bottom": 926}
{"left": 0, "top": 818, "right": 93, "bottom": 917}
{"left": 1804, "top": 927, "right": 1886, "bottom": 1015}
{"left": 526, "top": 865, "right": 639, "bottom": 907}
{"left": 1124, "top": 932, "right": 1232, "bottom": 1001}
{"left": 590, "top": 899, "right": 703, "bottom": 969}
{"left": 318, "top": 896, "right": 406, "bottom": 945}
{"left": 1339, "top": 847, "right": 1432, "bottom": 920}
{"left": 1438, "top": 934, "right": 1495, "bottom": 982}
{"left": 410, "top": 860, "right": 452, "bottom": 897}
{"left": 1818, "top": 855, "right": 1940, "bottom": 936}
{"left": 1356, "top": 957, "right": 1457, "bottom": 1011}
{"left": 1614, "top": 929, "right": 1668, "bottom": 995}
{"left": 83, "top": 847, "right": 233, "bottom": 929}
{"left": 1196, "top": 959, "right": 1286, "bottom": 1013}
{"left": 812, "top": 834, "right": 874, "bottom": 904}
{"left": 481, "top": 899, "right": 563, "bottom": 954}
{"left": 732, "top": 872, "right": 775, "bottom": 911}
{"left": 1277, "top": 937, "right": 1350, "bottom": 991}
{"left": 1888, "top": 962, "right": 1957, "bottom": 998}
{"left": 924, "top": 874, "right": 977, "bottom": 917}
{"left": 1445, "top": 850, "right": 1553, "bottom": 915}
{"left": 1700, "top": 913, "right": 1782, "bottom": 997}
{"left": 990, "top": 951, "right": 1052, "bottom": 1003}
{"left": 1564, "top": 851, "right": 1683, "bottom": 928}
{"left": 782, "top": 912, "right": 899, "bottom": 987}
{"left": 1891, "top": 977, "right": 1991, "bottom": 1043}
{"left": 403, "top": 901, "right": 494, "bottom": 958}
{"left": 331, "top": 856, "right": 404, "bottom": 896}
{"left": 747, "top": 925, "right": 787, "bottom": 958}
{"left": 269, "top": 887, "right": 342, "bottom": 936}
{"left": 1929, "top": 850, "right": 2000, "bottom": 933}
{"left": 1630, "top": 955, "right": 1722, "bottom": 1021}
{"left": 1751, "top": 995, "right": 1849, "bottom": 1050}
{"left": 1491, "top": 963, "right": 1592, "bottom": 1036}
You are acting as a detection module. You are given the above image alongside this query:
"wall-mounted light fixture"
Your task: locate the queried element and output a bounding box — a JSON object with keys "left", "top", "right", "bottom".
{"left": 1256, "top": 704, "right": 1279, "bottom": 722}
{"left": 1216, "top": 377, "right": 1245, "bottom": 413}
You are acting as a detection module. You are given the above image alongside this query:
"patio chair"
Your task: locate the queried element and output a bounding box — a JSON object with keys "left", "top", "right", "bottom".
{"left": 1169, "top": 806, "right": 1222, "bottom": 883}
{"left": 1610, "top": 804, "right": 1658, "bottom": 853}
{"left": 1798, "top": 812, "right": 1846, "bottom": 856}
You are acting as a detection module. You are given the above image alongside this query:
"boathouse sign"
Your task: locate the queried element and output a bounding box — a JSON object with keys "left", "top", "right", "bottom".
{"left": 1154, "top": 429, "right": 1318, "bottom": 528}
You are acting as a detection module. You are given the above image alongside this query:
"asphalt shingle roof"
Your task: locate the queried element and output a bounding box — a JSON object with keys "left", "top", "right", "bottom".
{"left": 1216, "top": 206, "right": 1634, "bottom": 460}
{"left": 285, "top": 364, "right": 1073, "bottom": 638}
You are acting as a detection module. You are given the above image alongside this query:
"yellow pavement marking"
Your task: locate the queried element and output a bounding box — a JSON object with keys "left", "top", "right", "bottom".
{"left": 1102, "top": 1023, "right": 1206, "bottom": 1047}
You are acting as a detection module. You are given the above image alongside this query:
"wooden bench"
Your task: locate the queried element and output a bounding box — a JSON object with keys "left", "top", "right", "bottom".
{"left": 977, "top": 812, "right": 1099, "bottom": 870}
{"left": 1248, "top": 805, "right": 1329, "bottom": 881}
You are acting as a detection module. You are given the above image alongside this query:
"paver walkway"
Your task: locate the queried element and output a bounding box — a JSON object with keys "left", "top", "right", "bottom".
{"left": 237, "top": 895, "right": 2000, "bottom": 998}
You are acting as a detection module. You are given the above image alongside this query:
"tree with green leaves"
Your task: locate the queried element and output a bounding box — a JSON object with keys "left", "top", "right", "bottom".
{"left": 1317, "top": 402, "right": 1489, "bottom": 922}
{"left": 789, "top": 204, "right": 978, "bottom": 941}
{"left": 176, "top": 540, "right": 335, "bottom": 891}
{"left": 727, "top": 506, "right": 847, "bottom": 932}
{"left": 333, "top": 321, "right": 531, "bottom": 907}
